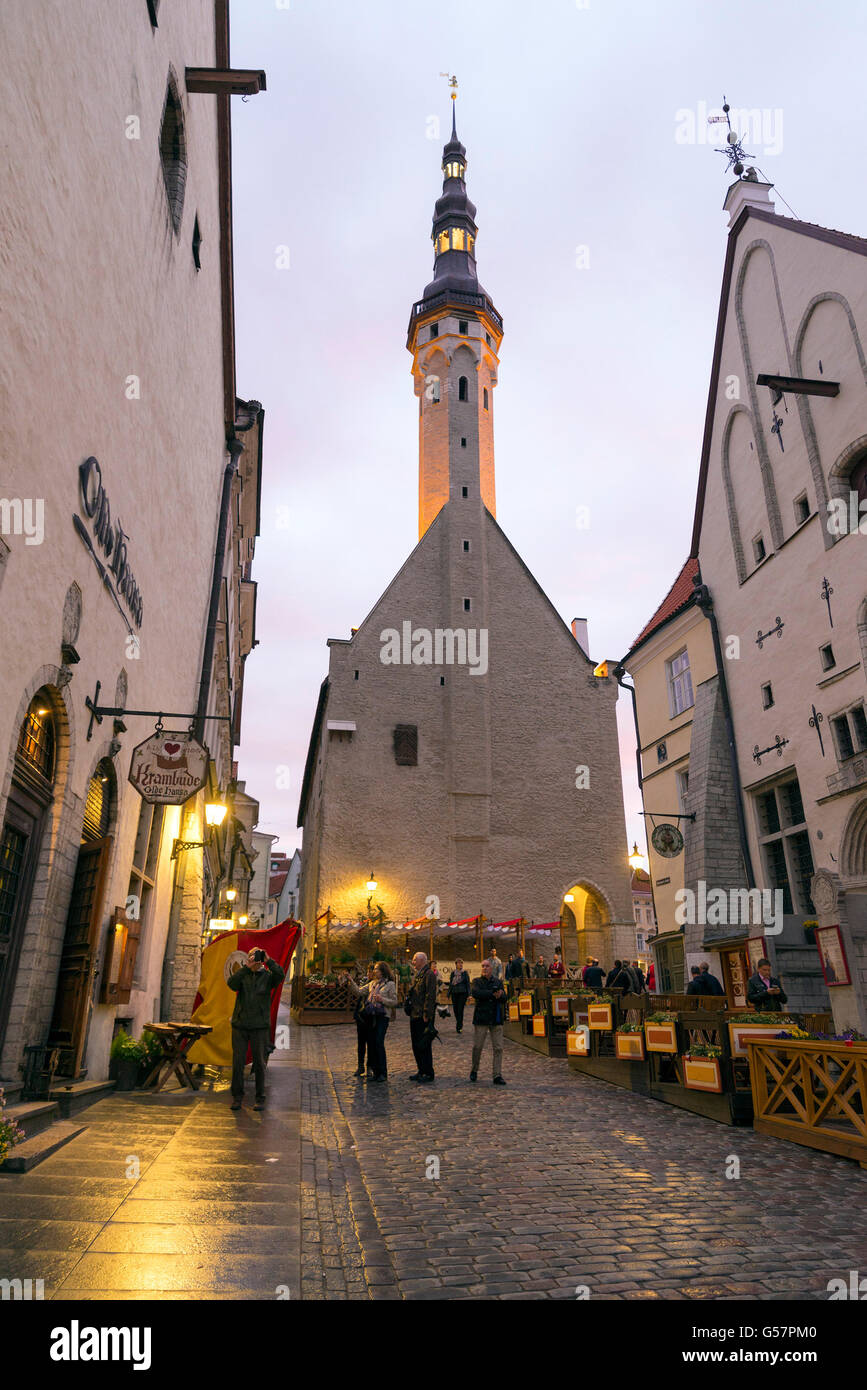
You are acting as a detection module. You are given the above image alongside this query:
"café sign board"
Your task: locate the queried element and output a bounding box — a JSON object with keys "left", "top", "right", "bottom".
{"left": 129, "top": 731, "right": 209, "bottom": 805}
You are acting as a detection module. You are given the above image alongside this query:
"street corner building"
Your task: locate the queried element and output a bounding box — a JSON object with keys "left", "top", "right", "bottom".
{"left": 624, "top": 169, "right": 867, "bottom": 1032}
{"left": 0, "top": 2, "right": 268, "bottom": 1086}
{"left": 296, "top": 105, "right": 634, "bottom": 964}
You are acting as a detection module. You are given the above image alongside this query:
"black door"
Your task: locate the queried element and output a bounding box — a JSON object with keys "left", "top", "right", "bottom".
{"left": 0, "top": 788, "right": 45, "bottom": 1056}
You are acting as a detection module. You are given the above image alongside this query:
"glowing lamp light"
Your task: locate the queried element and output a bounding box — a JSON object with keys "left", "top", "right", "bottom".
{"left": 563, "top": 893, "right": 575, "bottom": 904}
{"left": 205, "top": 801, "right": 228, "bottom": 828}
{"left": 365, "top": 871, "right": 378, "bottom": 892}
{"left": 225, "top": 887, "right": 238, "bottom": 902}
{"left": 628, "top": 842, "right": 646, "bottom": 871}
{"left": 238, "top": 914, "right": 248, "bottom": 926}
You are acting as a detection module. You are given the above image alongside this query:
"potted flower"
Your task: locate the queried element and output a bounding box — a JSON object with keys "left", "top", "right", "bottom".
{"left": 615, "top": 1019, "right": 645, "bottom": 1060}
{"left": 532, "top": 1012, "right": 547, "bottom": 1037}
{"left": 566, "top": 1025, "right": 590, "bottom": 1056}
{"left": 0, "top": 1087, "right": 24, "bottom": 1167}
{"left": 802, "top": 918, "right": 818, "bottom": 945}
{"left": 682, "top": 1043, "right": 723, "bottom": 1092}
{"left": 587, "top": 992, "right": 614, "bottom": 1031}
{"left": 109, "top": 1028, "right": 146, "bottom": 1091}
{"left": 645, "top": 1010, "right": 678, "bottom": 1053}
{"left": 549, "top": 989, "right": 576, "bottom": 1018}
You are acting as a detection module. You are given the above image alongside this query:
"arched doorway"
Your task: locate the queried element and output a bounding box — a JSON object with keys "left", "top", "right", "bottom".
{"left": 559, "top": 881, "right": 612, "bottom": 972}
{"left": 0, "top": 691, "right": 59, "bottom": 1053}
{"left": 48, "top": 756, "right": 117, "bottom": 1076}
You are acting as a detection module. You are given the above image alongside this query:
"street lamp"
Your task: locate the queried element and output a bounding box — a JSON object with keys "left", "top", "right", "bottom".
{"left": 628, "top": 842, "right": 646, "bottom": 871}
{"left": 171, "top": 799, "right": 229, "bottom": 859}
{"left": 563, "top": 892, "right": 575, "bottom": 904}
{"left": 225, "top": 887, "right": 237, "bottom": 902}
{"left": 365, "top": 871, "right": 378, "bottom": 892}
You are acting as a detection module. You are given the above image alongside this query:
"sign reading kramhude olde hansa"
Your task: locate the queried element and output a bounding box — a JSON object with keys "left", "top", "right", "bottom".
{"left": 128, "top": 731, "right": 209, "bottom": 804}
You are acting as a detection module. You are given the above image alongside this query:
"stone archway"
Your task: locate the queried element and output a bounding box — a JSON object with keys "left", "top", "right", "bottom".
{"left": 557, "top": 879, "right": 614, "bottom": 969}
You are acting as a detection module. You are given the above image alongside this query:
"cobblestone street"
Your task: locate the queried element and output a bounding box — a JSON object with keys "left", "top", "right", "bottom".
{"left": 3, "top": 1008, "right": 867, "bottom": 1301}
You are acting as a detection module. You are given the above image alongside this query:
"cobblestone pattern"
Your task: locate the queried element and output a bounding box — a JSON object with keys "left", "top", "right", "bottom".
{"left": 304, "top": 1019, "right": 867, "bottom": 1300}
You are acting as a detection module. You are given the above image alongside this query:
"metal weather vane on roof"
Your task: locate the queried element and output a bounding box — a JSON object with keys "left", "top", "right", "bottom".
{"left": 439, "top": 72, "right": 459, "bottom": 100}
{"left": 708, "top": 97, "right": 755, "bottom": 177}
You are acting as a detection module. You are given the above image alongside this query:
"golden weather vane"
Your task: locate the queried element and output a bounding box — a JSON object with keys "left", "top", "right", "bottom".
{"left": 439, "top": 72, "right": 459, "bottom": 100}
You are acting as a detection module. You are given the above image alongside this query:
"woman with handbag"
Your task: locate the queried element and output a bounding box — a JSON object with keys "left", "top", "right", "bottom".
{"left": 343, "top": 963, "right": 376, "bottom": 1078}
{"left": 360, "top": 962, "right": 398, "bottom": 1082}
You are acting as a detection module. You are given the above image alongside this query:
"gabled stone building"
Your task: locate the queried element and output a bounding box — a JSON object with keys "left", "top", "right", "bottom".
{"left": 297, "top": 107, "right": 633, "bottom": 966}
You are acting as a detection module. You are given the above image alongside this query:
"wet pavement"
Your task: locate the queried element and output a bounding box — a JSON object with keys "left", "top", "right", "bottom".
{"left": 2, "top": 1003, "right": 866, "bottom": 1300}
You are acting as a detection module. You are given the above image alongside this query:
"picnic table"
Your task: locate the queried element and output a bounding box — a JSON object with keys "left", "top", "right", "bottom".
{"left": 141, "top": 1021, "right": 213, "bottom": 1092}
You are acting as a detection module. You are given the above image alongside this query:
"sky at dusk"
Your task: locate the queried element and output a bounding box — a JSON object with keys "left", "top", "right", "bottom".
{"left": 227, "top": 0, "right": 867, "bottom": 861}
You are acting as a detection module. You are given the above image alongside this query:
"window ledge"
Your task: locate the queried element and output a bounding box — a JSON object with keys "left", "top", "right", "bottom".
{"left": 817, "top": 661, "right": 860, "bottom": 690}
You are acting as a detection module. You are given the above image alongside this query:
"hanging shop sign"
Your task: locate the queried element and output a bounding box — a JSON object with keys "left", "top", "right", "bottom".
{"left": 651, "top": 822, "right": 684, "bottom": 858}
{"left": 74, "top": 455, "right": 144, "bottom": 627}
{"left": 128, "top": 730, "right": 210, "bottom": 804}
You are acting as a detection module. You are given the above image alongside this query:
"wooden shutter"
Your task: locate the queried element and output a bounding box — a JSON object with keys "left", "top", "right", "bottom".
{"left": 393, "top": 724, "right": 418, "bottom": 766}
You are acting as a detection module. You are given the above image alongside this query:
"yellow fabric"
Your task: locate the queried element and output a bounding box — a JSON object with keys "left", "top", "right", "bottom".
{"left": 187, "top": 930, "right": 240, "bottom": 1066}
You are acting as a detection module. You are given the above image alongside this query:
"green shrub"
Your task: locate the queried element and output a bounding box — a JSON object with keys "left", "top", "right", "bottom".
{"left": 110, "top": 1028, "right": 147, "bottom": 1063}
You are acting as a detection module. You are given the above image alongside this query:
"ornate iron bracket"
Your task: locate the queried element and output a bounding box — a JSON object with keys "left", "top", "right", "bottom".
{"left": 753, "top": 735, "right": 789, "bottom": 765}
{"left": 85, "top": 679, "right": 233, "bottom": 741}
{"left": 756, "top": 617, "right": 784, "bottom": 649}
{"left": 809, "top": 705, "right": 825, "bottom": 757}
{"left": 820, "top": 576, "right": 834, "bottom": 629}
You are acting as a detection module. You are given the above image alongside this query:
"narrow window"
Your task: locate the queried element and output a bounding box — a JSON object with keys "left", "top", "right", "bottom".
{"left": 393, "top": 724, "right": 418, "bottom": 767}
{"left": 820, "top": 643, "right": 835, "bottom": 671}
{"left": 439, "top": 676, "right": 446, "bottom": 686}
{"left": 852, "top": 705, "right": 867, "bottom": 752}
{"left": 462, "top": 540, "right": 470, "bottom": 552}
{"left": 794, "top": 493, "right": 810, "bottom": 525}
{"left": 752, "top": 534, "right": 766, "bottom": 564}
{"left": 463, "top": 598, "right": 471, "bottom": 612}
{"left": 458, "top": 376, "right": 468, "bottom": 402}
{"left": 459, "top": 319, "right": 468, "bottom": 335}
{"left": 451, "top": 228, "right": 465, "bottom": 251}
{"left": 485, "top": 332, "right": 493, "bottom": 347}
{"left": 666, "top": 649, "right": 694, "bottom": 716}
{"left": 430, "top": 323, "right": 439, "bottom": 339}
{"left": 147, "top": 0, "right": 160, "bottom": 25}
{"left": 461, "top": 437, "right": 467, "bottom": 448}
{"left": 159, "top": 72, "right": 187, "bottom": 237}
{"left": 832, "top": 714, "right": 855, "bottom": 761}
{"left": 461, "top": 486, "right": 468, "bottom": 498}
{"left": 483, "top": 387, "right": 489, "bottom": 410}
{"left": 354, "top": 670, "right": 359, "bottom": 680}
{"left": 192, "top": 214, "right": 202, "bottom": 270}
{"left": 761, "top": 682, "right": 774, "bottom": 710}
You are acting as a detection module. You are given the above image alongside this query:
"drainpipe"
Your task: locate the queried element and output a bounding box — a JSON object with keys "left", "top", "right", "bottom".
{"left": 693, "top": 580, "right": 756, "bottom": 888}
{"left": 161, "top": 438, "right": 242, "bottom": 1017}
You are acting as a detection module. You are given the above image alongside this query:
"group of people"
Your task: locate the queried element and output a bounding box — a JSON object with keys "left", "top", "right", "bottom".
{"left": 686, "top": 961, "right": 726, "bottom": 996}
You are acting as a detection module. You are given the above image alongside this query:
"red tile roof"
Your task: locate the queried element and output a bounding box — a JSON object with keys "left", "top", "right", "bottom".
{"left": 627, "top": 557, "right": 699, "bottom": 655}
{"left": 269, "top": 872, "right": 288, "bottom": 897}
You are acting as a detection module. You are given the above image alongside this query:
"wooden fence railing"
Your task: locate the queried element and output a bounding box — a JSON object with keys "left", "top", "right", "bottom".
{"left": 747, "top": 1038, "right": 867, "bottom": 1167}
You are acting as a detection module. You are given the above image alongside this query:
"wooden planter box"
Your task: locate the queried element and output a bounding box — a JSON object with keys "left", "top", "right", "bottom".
{"left": 518, "top": 992, "right": 534, "bottom": 1017}
{"left": 508, "top": 1002, "right": 520, "bottom": 1021}
{"left": 567, "top": 1028, "right": 589, "bottom": 1056}
{"left": 683, "top": 1056, "right": 723, "bottom": 1093}
{"left": 728, "top": 1021, "right": 788, "bottom": 1058}
{"left": 532, "top": 1013, "right": 547, "bottom": 1037}
{"left": 551, "top": 994, "right": 573, "bottom": 1018}
{"left": 645, "top": 1020, "right": 678, "bottom": 1053}
{"left": 587, "top": 1003, "right": 612, "bottom": 1031}
{"left": 615, "top": 1031, "right": 645, "bottom": 1061}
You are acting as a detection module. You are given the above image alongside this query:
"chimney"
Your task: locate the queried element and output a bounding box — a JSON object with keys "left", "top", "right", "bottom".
{"left": 723, "top": 168, "right": 775, "bottom": 228}
{"left": 571, "top": 617, "right": 590, "bottom": 656}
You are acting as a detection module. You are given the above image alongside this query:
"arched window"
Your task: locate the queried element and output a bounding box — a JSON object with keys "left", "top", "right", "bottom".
{"left": 458, "top": 376, "right": 468, "bottom": 402}
{"left": 483, "top": 387, "right": 489, "bottom": 411}
{"left": 81, "top": 759, "right": 116, "bottom": 844}
{"left": 16, "top": 692, "right": 56, "bottom": 784}
{"left": 159, "top": 72, "right": 187, "bottom": 236}
{"left": 851, "top": 454, "right": 867, "bottom": 508}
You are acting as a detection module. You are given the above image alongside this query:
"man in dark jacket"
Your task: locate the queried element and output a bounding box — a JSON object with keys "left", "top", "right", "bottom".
{"left": 407, "top": 951, "right": 438, "bottom": 1082}
{"left": 583, "top": 959, "right": 606, "bottom": 990}
{"left": 469, "top": 959, "right": 507, "bottom": 1085}
{"left": 700, "top": 962, "right": 725, "bottom": 996}
{"left": 686, "top": 965, "right": 711, "bottom": 996}
{"left": 747, "top": 958, "right": 788, "bottom": 1012}
{"left": 532, "top": 956, "right": 548, "bottom": 980}
{"left": 447, "top": 958, "right": 471, "bottom": 1033}
{"left": 227, "top": 947, "right": 286, "bottom": 1110}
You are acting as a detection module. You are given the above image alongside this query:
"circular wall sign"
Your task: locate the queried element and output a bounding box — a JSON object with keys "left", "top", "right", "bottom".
{"left": 651, "top": 823, "right": 684, "bottom": 858}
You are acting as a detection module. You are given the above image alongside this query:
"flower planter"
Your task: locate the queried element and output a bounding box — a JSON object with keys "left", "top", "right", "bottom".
{"left": 567, "top": 1028, "right": 589, "bottom": 1056}
{"left": 728, "top": 1021, "right": 791, "bottom": 1058}
{"left": 615, "top": 1031, "right": 645, "bottom": 1061}
{"left": 508, "top": 1002, "right": 520, "bottom": 1021}
{"left": 683, "top": 1056, "right": 723, "bottom": 1093}
{"left": 551, "top": 994, "right": 572, "bottom": 1018}
{"left": 518, "top": 992, "right": 534, "bottom": 1017}
{"left": 109, "top": 1057, "right": 141, "bottom": 1092}
{"left": 532, "top": 1013, "right": 547, "bottom": 1037}
{"left": 645, "top": 1020, "right": 678, "bottom": 1053}
{"left": 587, "top": 1003, "right": 612, "bottom": 1031}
